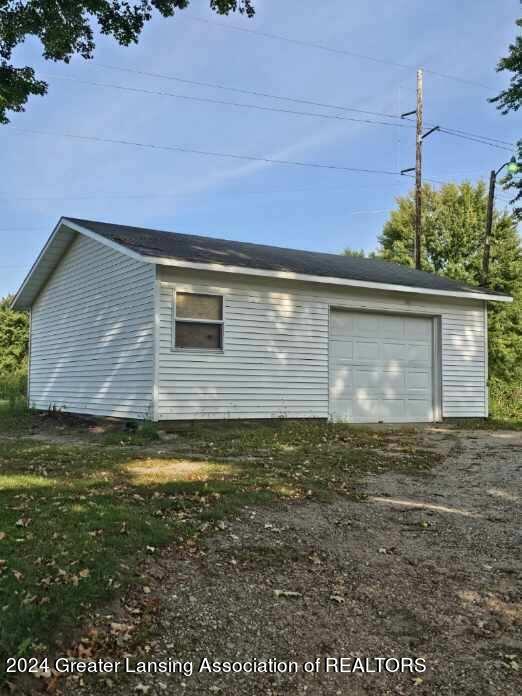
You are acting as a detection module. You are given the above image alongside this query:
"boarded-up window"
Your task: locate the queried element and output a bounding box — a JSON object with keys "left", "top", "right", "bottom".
{"left": 177, "top": 293, "right": 222, "bottom": 321}
{"left": 175, "top": 293, "right": 223, "bottom": 350}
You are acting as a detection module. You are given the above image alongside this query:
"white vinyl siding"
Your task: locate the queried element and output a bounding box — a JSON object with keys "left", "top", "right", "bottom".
{"left": 441, "top": 310, "right": 488, "bottom": 417}
{"left": 29, "top": 234, "right": 155, "bottom": 418}
{"left": 157, "top": 267, "right": 487, "bottom": 420}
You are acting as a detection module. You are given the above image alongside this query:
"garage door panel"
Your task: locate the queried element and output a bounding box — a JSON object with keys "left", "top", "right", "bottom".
{"left": 354, "top": 340, "right": 379, "bottom": 360}
{"left": 330, "top": 367, "right": 353, "bottom": 398}
{"left": 354, "top": 315, "right": 379, "bottom": 336}
{"left": 405, "top": 317, "right": 432, "bottom": 339}
{"left": 332, "top": 399, "right": 353, "bottom": 419}
{"left": 407, "top": 372, "right": 429, "bottom": 390}
{"left": 405, "top": 399, "right": 433, "bottom": 421}
{"left": 354, "top": 368, "right": 405, "bottom": 392}
{"left": 380, "top": 315, "right": 405, "bottom": 338}
{"left": 330, "top": 313, "right": 355, "bottom": 336}
{"left": 382, "top": 370, "right": 406, "bottom": 392}
{"left": 382, "top": 342, "right": 407, "bottom": 361}
{"left": 352, "top": 398, "right": 383, "bottom": 420}
{"left": 380, "top": 399, "right": 407, "bottom": 420}
{"left": 330, "top": 310, "right": 434, "bottom": 423}
{"left": 330, "top": 339, "right": 353, "bottom": 360}
{"left": 408, "top": 344, "right": 431, "bottom": 363}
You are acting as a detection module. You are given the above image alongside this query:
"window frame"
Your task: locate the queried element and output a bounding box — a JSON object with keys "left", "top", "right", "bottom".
{"left": 172, "top": 289, "right": 224, "bottom": 352}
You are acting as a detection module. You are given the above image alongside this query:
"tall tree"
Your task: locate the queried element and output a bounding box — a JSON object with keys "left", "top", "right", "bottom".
{"left": 0, "top": 295, "right": 29, "bottom": 374}
{"left": 490, "top": 17, "right": 522, "bottom": 218}
{"left": 0, "top": 0, "right": 255, "bottom": 124}
{"left": 377, "top": 182, "right": 522, "bottom": 382}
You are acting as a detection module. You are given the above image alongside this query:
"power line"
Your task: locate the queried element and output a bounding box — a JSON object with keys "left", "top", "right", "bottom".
{"left": 439, "top": 128, "right": 514, "bottom": 152}
{"left": 184, "top": 16, "right": 497, "bottom": 92}
{"left": 86, "top": 65, "right": 513, "bottom": 150}
{"left": 7, "top": 125, "right": 402, "bottom": 176}
{"left": 50, "top": 71, "right": 514, "bottom": 153}
{"left": 6, "top": 126, "right": 512, "bottom": 197}
{"left": 96, "top": 63, "right": 402, "bottom": 121}
{"left": 439, "top": 127, "right": 514, "bottom": 148}
{"left": 47, "top": 74, "right": 415, "bottom": 131}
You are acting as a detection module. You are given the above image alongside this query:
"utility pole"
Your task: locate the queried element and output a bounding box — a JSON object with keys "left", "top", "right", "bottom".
{"left": 401, "top": 69, "right": 439, "bottom": 270}
{"left": 482, "top": 157, "right": 518, "bottom": 287}
{"left": 482, "top": 169, "right": 496, "bottom": 287}
{"left": 414, "top": 69, "right": 423, "bottom": 270}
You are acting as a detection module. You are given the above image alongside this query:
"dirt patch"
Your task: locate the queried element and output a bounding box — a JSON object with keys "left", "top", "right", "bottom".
{"left": 39, "top": 430, "right": 522, "bottom": 695}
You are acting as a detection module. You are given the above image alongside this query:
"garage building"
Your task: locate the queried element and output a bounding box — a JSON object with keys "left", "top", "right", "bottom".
{"left": 12, "top": 218, "right": 512, "bottom": 423}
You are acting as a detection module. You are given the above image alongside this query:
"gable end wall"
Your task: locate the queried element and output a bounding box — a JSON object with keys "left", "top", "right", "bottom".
{"left": 29, "top": 234, "right": 156, "bottom": 418}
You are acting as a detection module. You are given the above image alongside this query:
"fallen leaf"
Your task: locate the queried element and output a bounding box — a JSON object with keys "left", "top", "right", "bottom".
{"left": 79, "top": 568, "right": 90, "bottom": 578}
{"left": 15, "top": 518, "right": 31, "bottom": 528}
{"left": 0, "top": 532, "right": 6, "bottom": 540}
{"left": 330, "top": 595, "right": 345, "bottom": 604}
{"left": 273, "top": 589, "right": 301, "bottom": 599}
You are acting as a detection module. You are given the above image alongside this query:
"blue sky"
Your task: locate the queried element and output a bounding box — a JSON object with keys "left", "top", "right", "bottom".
{"left": 1, "top": 0, "right": 520, "bottom": 298}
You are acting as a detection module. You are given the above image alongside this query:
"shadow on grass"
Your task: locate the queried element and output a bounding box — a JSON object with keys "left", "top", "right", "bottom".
{"left": 0, "top": 419, "right": 441, "bottom": 670}
{"left": 0, "top": 440, "right": 274, "bottom": 668}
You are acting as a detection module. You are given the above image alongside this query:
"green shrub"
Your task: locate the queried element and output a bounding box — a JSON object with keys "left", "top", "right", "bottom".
{"left": 0, "top": 370, "right": 27, "bottom": 406}
{"left": 102, "top": 420, "right": 161, "bottom": 446}
{"left": 139, "top": 419, "right": 161, "bottom": 441}
{"left": 489, "top": 377, "right": 522, "bottom": 421}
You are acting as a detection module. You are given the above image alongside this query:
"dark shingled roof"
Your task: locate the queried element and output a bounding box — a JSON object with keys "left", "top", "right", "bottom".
{"left": 66, "top": 217, "right": 508, "bottom": 298}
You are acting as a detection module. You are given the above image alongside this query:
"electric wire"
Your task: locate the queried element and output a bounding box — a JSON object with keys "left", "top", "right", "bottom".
{"left": 46, "top": 74, "right": 415, "bottom": 131}
{"left": 51, "top": 68, "right": 514, "bottom": 152}
{"left": 184, "top": 15, "right": 497, "bottom": 92}
{"left": 7, "top": 125, "right": 402, "bottom": 175}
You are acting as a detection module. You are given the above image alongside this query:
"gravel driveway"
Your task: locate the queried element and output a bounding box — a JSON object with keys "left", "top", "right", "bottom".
{"left": 64, "top": 428, "right": 521, "bottom": 696}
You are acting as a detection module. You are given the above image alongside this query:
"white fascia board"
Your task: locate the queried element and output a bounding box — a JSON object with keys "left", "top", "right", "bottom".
{"left": 141, "top": 254, "right": 513, "bottom": 303}
{"left": 11, "top": 217, "right": 67, "bottom": 310}
{"left": 11, "top": 218, "right": 146, "bottom": 310}
{"left": 61, "top": 218, "right": 145, "bottom": 262}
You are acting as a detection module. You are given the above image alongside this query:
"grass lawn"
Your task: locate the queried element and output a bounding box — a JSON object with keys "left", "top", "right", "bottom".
{"left": 0, "top": 405, "right": 439, "bottom": 676}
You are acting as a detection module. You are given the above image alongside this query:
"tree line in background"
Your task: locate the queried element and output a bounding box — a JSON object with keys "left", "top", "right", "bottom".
{"left": 0, "top": 295, "right": 28, "bottom": 403}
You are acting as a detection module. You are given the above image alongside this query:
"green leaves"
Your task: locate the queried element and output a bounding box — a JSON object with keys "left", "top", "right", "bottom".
{"left": 0, "top": 1, "right": 255, "bottom": 123}
{"left": 0, "top": 295, "right": 29, "bottom": 392}
{"left": 490, "top": 17, "right": 522, "bottom": 219}
{"left": 490, "top": 18, "right": 522, "bottom": 115}
{"left": 377, "top": 181, "right": 522, "bottom": 383}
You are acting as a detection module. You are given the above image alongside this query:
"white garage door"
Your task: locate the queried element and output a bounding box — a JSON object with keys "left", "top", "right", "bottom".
{"left": 329, "top": 310, "right": 434, "bottom": 423}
